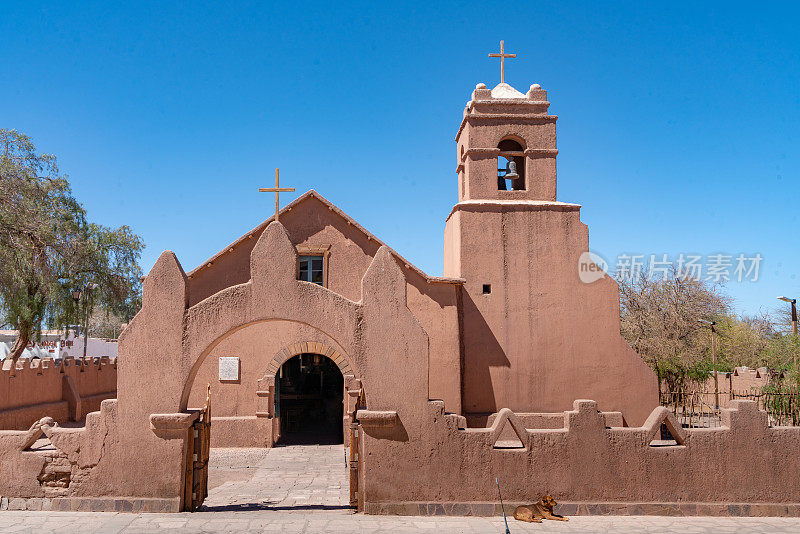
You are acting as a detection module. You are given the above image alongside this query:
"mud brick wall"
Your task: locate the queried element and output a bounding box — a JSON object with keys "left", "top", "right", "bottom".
{"left": 0, "top": 357, "right": 117, "bottom": 429}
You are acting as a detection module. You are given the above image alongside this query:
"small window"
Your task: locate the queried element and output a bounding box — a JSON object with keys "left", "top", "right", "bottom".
{"left": 482, "top": 284, "right": 491, "bottom": 294}
{"left": 299, "top": 255, "right": 324, "bottom": 285}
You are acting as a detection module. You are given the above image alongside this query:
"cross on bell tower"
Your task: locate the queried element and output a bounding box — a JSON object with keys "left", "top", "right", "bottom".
{"left": 488, "top": 40, "right": 516, "bottom": 84}
{"left": 259, "top": 168, "right": 295, "bottom": 222}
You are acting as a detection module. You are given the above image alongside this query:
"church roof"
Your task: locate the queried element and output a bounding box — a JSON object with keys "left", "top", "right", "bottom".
{"left": 490, "top": 82, "right": 526, "bottom": 99}
{"left": 186, "top": 190, "right": 464, "bottom": 285}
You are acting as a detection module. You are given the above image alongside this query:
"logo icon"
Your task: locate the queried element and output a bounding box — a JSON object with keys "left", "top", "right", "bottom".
{"left": 578, "top": 251, "right": 609, "bottom": 284}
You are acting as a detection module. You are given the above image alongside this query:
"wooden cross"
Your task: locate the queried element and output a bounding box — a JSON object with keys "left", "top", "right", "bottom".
{"left": 488, "top": 40, "right": 516, "bottom": 84}
{"left": 259, "top": 168, "right": 295, "bottom": 221}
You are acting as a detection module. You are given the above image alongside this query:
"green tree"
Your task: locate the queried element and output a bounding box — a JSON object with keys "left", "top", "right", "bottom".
{"left": 762, "top": 306, "right": 800, "bottom": 385}
{"left": 716, "top": 313, "right": 774, "bottom": 368}
{"left": 0, "top": 129, "right": 144, "bottom": 363}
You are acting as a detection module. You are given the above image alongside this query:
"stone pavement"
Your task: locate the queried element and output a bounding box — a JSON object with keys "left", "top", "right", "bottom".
{"left": 2, "top": 444, "right": 800, "bottom": 532}
{"left": 202, "top": 444, "right": 350, "bottom": 511}
{"left": 2, "top": 511, "right": 800, "bottom": 533}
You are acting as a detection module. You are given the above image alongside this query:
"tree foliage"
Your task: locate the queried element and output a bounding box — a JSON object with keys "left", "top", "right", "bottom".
{"left": 619, "top": 267, "right": 799, "bottom": 391}
{"left": 618, "top": 268, "right": 731, "bottom": 392}
{"left": 87, "top": 305, "right": 131, "bottom": 339}
{"left": 0, "top": 129, "right": 144, "bottom": 361}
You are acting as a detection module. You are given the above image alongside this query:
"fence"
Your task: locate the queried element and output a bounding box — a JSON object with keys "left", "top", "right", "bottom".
{"left": 660, "top": 390, "right": 800, "bottom": 428}
{"left": 731, "top": 391, "right": 800, "bottom": 426}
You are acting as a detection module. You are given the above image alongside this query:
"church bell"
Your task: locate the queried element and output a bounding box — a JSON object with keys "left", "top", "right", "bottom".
{"left": 505, "top": 160, "right": 519, "bottom": 180}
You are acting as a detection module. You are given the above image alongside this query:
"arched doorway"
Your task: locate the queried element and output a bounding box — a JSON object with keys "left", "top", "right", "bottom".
{"left": 275, "top": 353, "right": 344, "bottom": 445}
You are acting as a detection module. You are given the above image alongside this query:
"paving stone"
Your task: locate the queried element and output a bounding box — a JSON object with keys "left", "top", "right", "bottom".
{"left": 202, "top": 444, "right": 350, "bottom": 513}
{"left": 8, "top": 497, "right": 26, "bottom": 510}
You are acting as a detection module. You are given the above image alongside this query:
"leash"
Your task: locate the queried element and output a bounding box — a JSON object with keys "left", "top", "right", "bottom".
{"left": 496, "top": 477, "right": 511, "bottom": 534}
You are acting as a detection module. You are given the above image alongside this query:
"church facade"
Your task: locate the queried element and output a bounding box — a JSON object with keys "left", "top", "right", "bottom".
{"left": 184, "top": 80, "right": 658, "bottom": 448}
{"left": 4, "top": 79, "right": 797, "bottom": 515}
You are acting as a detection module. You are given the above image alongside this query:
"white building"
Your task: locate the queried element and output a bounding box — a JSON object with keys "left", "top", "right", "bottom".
{"left": 0, "top": 330, "right": 118, "bottom": 360}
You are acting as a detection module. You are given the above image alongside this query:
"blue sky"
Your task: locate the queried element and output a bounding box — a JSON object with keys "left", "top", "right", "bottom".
{"left": 2, "top": 2, "right": 798, "bottom": 317}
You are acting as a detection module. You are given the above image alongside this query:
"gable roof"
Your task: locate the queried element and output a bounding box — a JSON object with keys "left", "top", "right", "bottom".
{"left": 186, "top": 190, "right": 464, "bottom": 285}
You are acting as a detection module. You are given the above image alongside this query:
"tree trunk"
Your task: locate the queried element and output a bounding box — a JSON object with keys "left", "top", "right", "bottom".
{"left": 8, "top": 328, "right": 30, "bottom": 365}
{"left": 656, "top": 367, "right": 663, "bottom": 401}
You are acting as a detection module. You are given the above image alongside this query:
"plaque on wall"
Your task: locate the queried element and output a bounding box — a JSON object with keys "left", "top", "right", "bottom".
{"left": 218, "top": 357, "right": 240, "bottom": 381}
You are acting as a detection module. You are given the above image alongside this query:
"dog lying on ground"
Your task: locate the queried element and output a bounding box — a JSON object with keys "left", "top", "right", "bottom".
{"left": 513, "top": 494, "right": 569, "bottom": 522}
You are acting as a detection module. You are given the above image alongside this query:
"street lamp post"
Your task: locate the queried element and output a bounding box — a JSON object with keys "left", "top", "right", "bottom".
{"left": 778, "top": 296, "right": 798, "bottom": 375}
{"left": 71, "top": 289, "right": 81, "bottom": 340}
{"left": 699, "top": 319, "right": 719, "bottom": 409}
{"left": 79, "top": 283, "right": 99, "bottom": 359}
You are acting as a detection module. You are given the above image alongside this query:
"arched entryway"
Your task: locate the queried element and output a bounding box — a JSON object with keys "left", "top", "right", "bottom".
{"left": 275, "top": 353, "right": 344, "bottom": 445}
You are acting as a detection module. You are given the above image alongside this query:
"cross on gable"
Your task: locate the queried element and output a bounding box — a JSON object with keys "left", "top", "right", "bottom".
{"left": 488, "top": 40, "right": 516, "bottom": 84}
{"left": 259, "top": 168, "right": 295, "bottom": 221}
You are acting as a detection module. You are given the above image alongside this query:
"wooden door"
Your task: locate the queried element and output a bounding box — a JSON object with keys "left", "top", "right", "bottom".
{"left": 184, "top": 385, "right": 211, "bottom": 511}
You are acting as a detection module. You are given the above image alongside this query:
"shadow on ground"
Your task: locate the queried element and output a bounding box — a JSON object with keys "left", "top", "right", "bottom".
{"left": 198, "top": 502, "right": 354, "bottom": 512}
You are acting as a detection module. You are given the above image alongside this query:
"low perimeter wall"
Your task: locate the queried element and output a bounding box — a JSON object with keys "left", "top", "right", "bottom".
{"left": 0, "top": 357, "right": 117, "bottom": 429}
{"left": 358, "top": 399, "right": 800, "bottom": 517}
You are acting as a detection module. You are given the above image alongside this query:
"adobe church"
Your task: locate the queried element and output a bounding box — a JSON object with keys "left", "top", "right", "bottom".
{"left": 2, "top": 61, "right": 799, "bottom": 515}
{"left": 183, "top": 76, "right": 658, "bottom": 448}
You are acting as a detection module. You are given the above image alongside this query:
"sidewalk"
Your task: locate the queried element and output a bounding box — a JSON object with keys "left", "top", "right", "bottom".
{"left": 1, "top": 511, "right": 799, "bottom": 533}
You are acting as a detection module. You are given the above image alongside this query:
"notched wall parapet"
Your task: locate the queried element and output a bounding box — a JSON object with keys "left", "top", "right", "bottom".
{"left": 0, "top": 357, "right": 118, "bottom": 430}
{"left": 362, "top": 399, "right": 800, "bottom": 509}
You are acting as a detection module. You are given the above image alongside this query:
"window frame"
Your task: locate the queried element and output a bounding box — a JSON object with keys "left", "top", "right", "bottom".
{"left": 296, "top": 244, "right": 331, "bottom": 288}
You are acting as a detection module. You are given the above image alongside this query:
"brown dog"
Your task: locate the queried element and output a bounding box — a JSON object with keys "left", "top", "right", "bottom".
{"left": 513, "top": 494, "right": 569, "bottom": 522}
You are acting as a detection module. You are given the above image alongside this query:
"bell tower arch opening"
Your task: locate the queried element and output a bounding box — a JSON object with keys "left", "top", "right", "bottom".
{"left": 275, "top": 353, "right": 344, "bottom": 445}
{"left": 497, "top": 138, "right": 525, "bottom": 191}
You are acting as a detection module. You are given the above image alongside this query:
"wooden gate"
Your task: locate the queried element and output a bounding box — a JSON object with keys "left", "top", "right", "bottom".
{"left": 348, "top": 387, "right": 365, "bottom": 509}
{"left": 349, "top": 420, "right": 359, "bottom": 508}
{"left": 184, "top": 385, "right": 211, "bottom": 511}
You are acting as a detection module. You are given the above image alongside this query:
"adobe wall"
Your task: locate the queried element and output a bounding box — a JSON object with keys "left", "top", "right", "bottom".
{"left": 0, "top": 246, "right": 212, "bottom": 511}
{"left": 358, "top": 399, "right": 800, "bottom": 515}
{"left": 680, "top": 367, "right": 772, "bottom": 410}
{"left": 185, "top": 195, "right": 462, "bottom": 421}
{"left": 187, "top": 195, "right": 379, "bottom": 305}
{"left": 0, "top": 357, "right": 117, "bottom": 429}
{"left": 0, "top": 220, "right": 797, "bottom": 516}
{"left": 445, "top": 204, "right": 658, "bottom": 426}
{"left": 728, "top": 367, "right": 771, "bottom": 391}
{"left": 405, "top": 271, "right": 461, "bottom": 414}
{"left": 703, "top": 367, "right": 771, "bottom": 396}
{"left": 176, "top": 222, "right": 431, "bottom": 500}
{"left": 0, "top": 220, "right": 424, "bottom": 509}
{"left": 185, "top": 321, "right": 352, "bottom": 448}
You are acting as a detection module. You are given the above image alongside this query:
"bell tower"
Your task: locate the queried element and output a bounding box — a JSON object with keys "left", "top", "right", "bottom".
{"left": 455, "top": 82, "right": 558, "bottom": 202}
{"left": 444, "top": 79, "right": 658, "bottom": 425}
